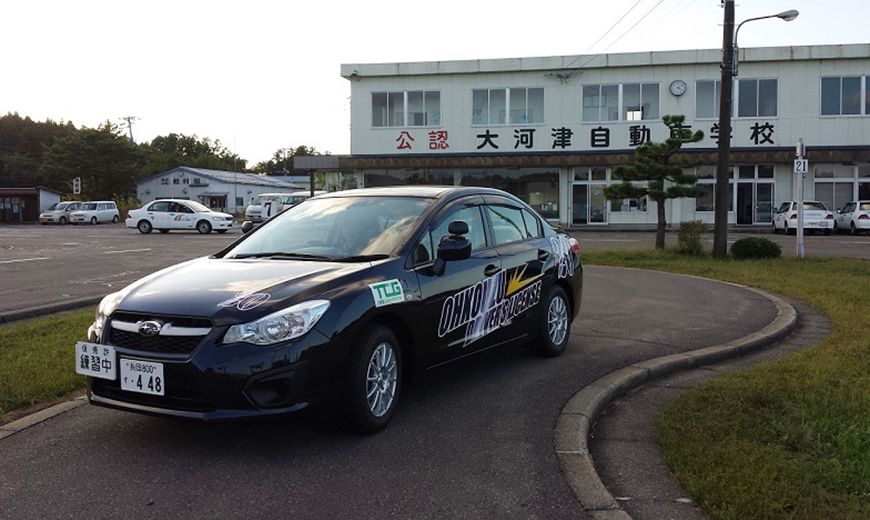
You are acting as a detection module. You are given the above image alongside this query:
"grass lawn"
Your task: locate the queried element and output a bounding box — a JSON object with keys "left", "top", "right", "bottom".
{"left": 0, "top": 308, "right": 92, "bottom": 422}
{"left": 583, "top": 249, "right": 870, "bottom": 520}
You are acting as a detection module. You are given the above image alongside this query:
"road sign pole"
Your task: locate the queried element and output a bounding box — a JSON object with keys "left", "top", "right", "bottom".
{"left": 795, "top": 139, "right": 806, "bottom": 259}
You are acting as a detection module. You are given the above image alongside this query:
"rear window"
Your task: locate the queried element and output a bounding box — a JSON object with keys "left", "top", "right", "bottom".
{"left": 860, "top": 203, "right": 870, "bottom": 211}
{"left": 803, "top": 202, "right": 827, "bottom": 211}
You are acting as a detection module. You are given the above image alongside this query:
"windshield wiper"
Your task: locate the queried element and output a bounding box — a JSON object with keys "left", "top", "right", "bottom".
{"left": 231, "top": 252, "right": 333, "bottom": 260}
{"left": 332, "top": 254, "right": 390, "bottom": 262}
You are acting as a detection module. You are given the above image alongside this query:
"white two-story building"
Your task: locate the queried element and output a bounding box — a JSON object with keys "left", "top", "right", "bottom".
{"left": 331, "top": 44, "right": 870, "bottom": 227}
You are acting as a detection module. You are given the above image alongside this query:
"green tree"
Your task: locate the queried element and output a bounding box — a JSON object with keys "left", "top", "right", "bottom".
{"left": 40, "top": 122, "right": 141, "bottom": 200}
{"left": 252, "top": 145, "right": 320, "bottom": 174}
{"left": 141, "top": 133, "right": 246, "bottom": 175}
{"left": 0, "top": 113, "right": 76, "bottom": 187}
{"left": 604, "top": 114, "right": 704, "bottom": 249}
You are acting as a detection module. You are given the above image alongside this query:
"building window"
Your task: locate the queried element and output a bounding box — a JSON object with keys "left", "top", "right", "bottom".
{"left": 182, "top": 178, "right": 189, "bottom": 184}
{"left": 695, "top": 165, "right": 734, "bottom": 212}
{"left": 610, "top": 197, "right": 648, "bottom": 212}
{"left": 821, "top": 76, "right": 868, "bottom": 116}
{"left": 235, "top": 197, "right": 244, "bottom": 207}
{"left": 372, "top": 91, "right": 440, "bottom": 127}
{"left": 161, "top": 178, "right": 169, "bottom": 185}
{"left": 472, "top": 87, "right": 542, "bottom": 125}
{"left": 581, "top": 83, "right": 659, "bottom": 122}
{"left": 737, "top": 79, "right": 777, "bottom": 117}
{"left": 173, "top": 178, "right": 180, "bottom": 185}
{"left": 696, "top": 80, "right": 721, "bottom": 119}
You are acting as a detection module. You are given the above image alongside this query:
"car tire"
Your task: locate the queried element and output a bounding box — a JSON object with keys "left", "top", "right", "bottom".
{"left": 216, "top": 229, "right": 227, "bottom": 234}
{"left": 852, "top": 222, "right": 858, "bottom": 236}
{"left": 824, "top": 228, "right": 832, "bottom": 236}
{"left": 90, "top": 216, "right": 98, "bottom": 225}
{"left": 59, "top": 216, "right": 67, "bottom": 225}
{"left": 342, "top": 325, "right": 402, "bottom": 434}
{"left": 137, "top": 220, "right": 153, "bottom": 234}
{"left": 533, "top": 285, "right": 571, "bottom": 358}
{"left": 112, "top": 215, "right": 119, "bottom": 224}
{"left": 159, "top": 229, "right": 169, "bottom": 234}
{"left": 197, "top": 220, "right": 212, "bottom": 234}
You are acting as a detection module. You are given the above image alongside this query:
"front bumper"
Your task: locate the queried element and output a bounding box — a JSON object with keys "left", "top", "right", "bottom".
{"left": 88, "top": 325, "right": 344, "bottom": 420}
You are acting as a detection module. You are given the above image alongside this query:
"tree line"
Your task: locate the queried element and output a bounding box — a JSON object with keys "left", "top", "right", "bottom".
{"left": 0, "top": 113, "right": 320, "bottom": 200}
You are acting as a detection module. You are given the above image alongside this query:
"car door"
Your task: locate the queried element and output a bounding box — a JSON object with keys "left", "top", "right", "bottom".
{"left": 175, "top": 202, "right": 196, "bottom": 229}
{"left": 146, "top": 201, "right": 170, "bottom": 228}
{"left": 838, "top": 202, "right": 854, "bottom": 228}
{"left": 98, "top": 203, "right": 111, "bottom": 222}
{"left": 413, "top": 196, "right": 501, "bottom": 366}
{"left": 482, "top": 198, "right": 549, "bottom": 345}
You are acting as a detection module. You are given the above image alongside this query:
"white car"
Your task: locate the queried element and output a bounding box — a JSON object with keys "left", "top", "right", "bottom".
{"left": 126, "top": 199, "right": 234, "bottom": 234}
{"left": 244, "top": 191, "right": 326, "bottom": 223}
{"left": 39, "top": 201, "right": 82, "bottom": 225}
{"left": 834, "top": 200, "right": 870, "bottom": 235}
{"left": 772, "top": 201, "right": 833, "bottom": 235}
{"left": 70, "top": 201, "right": 120, "bottom": 225}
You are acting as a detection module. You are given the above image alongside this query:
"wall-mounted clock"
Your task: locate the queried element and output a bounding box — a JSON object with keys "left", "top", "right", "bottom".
{"left": 669, "top": 79, "right": 687, "bottom": 97}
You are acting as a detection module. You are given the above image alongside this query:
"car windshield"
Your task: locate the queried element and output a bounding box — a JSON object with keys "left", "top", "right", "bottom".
{"left": 250, "top": 196, "right": 261, "bottom": 205}
{"left": 803, "top": 202, "right": 827, "bottom": 211}
{"left": 47, "top": 203, "right": 63, "bottom": 210}
{"left": 227, "top": 196, "right": 433, "bottom": 260}
{"left": 186, "top": 201, "right": 212, "bottom": 212}
{"left": 80, "top": 203, "right": 97, "bottom": 210}
{"left": 284, "top": 195, "right": 306, "bottom": 204}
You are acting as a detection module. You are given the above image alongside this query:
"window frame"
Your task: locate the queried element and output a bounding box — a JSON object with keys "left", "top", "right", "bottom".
{"left": 410, "top": 200, "right": 491, "bottom": 268}
{"left": 735, "top": 78, "right": 778, "bottom": 119}
{"left": 820, "top": 76, "right": 869, "bottom": 117}
{"left": 372, "top": 90, "right": 442, "bottom": 128}
{"left": 472, "top": 87, "right": 545, "bottom": 126}
{"left": 582, "top": 83, "right": 660, "bottom": 123}
{"left": 484, "top": 204, "right": 534, "bottom": 247}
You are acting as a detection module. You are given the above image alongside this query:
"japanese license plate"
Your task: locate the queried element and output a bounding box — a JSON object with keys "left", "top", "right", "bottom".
{"left": 120, "top": 359, "right": 165, "bottom": 396}
{"left": 75, "top": 342, "right": 116, "bottom": 380}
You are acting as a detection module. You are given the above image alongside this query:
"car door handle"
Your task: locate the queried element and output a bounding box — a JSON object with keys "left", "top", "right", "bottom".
{"left": 484, "top": 264, "right": 500, "bottom": 277}
{"left": 537, "top": 249, "right": 551, "bottom": 261}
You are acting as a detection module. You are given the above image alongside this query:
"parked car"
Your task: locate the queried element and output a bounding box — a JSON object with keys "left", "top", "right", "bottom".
{"left": 244, "top": 190, "right": 326, "bottom": 223}
{"left": 834, "top": 200, "right": 870, "bottom": 235}
{"left": 126, "top": 199, "right": 234, "bottom": 234}
{"left": 39, "top": 201, "right": 82, "bottom": 225}
{"left": 70, "top": 201, "right": 120, "bottom": 225}
{"left": 76, "top": 186, "right": 583, "bottom": 433}
{"left": 772, "top": 201, "right": 833, "bottom": 235}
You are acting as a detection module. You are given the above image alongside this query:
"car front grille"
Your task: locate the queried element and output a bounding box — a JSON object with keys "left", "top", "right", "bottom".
{"left": 91, "top": 378, "right": 214, "bottom": 412}
{"left": 107, "top": 312, "right": 212, "bottom": 355}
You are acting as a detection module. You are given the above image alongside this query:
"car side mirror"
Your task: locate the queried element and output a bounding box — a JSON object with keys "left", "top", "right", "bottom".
{"left": 432, "top": 220, "right": 471, "bottom": 275}
{"left": 241, "top": 221, "right": 254, "bottom": 234}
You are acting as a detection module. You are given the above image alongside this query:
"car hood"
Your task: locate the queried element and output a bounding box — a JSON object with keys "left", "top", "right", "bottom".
{"left": 114, "top": 257, "right": 370, "bottom": 324}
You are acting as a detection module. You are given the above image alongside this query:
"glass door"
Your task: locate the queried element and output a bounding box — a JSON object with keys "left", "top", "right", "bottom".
{"left": 572, "top": 185, "right": 588, "bottom": 225}
{"left": 736, "top": 182, "right": 753, "bottom": 225}
{"left": 755, "top": 183, "right": 774, "bottom": 223}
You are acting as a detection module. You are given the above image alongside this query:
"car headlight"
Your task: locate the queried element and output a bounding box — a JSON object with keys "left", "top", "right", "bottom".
{"left": 89, "top": 291, "right": 125, "bottom": 341}
{"left": 222, "top": 300, "right": 330, "bottom": 346}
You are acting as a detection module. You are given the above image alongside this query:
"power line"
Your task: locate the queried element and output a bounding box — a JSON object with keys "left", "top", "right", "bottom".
{"left": 563, "top": 0, "right": 645, "bottom": 69}
{"left": 653, "top": 0, "right": 696, "bottom": 27}
{"left": 567, "top": 0, "right": 669, "bottom": 71}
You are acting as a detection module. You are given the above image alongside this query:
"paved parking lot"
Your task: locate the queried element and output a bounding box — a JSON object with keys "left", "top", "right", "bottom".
{"left": 1, "top": 224, "right": 867, "bottom": 315}
{"left": 0, "top": 224, "right": 238, "bottom": 313}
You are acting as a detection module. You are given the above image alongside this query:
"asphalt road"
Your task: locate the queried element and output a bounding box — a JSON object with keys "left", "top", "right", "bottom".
{"left": 0, "top": 224, "right": 239, "bottom": 313}
{"left": 0, "top": 266, "right": 777, "bottom": 520}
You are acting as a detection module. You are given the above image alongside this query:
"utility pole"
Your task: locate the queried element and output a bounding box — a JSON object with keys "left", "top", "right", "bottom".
{"left": 713, "top": 0, "right": 735, "bottom": 259}
{"left": 119, "top": 116, "right": 138, "bottom": 142}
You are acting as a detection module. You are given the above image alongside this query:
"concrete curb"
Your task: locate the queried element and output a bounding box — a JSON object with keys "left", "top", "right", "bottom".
{"left": 0, "top": 396, "right": 88, "bottom": 441}
{"left": 555, "top": 273, "right": 798, "bottom": 518}
{"left": 0, "top": 296, "right": 101, "bottom": 325}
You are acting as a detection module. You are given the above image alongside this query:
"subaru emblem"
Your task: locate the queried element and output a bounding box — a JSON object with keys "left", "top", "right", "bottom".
{"left": 138, "top": 320, "right": 163, "bottom": 337}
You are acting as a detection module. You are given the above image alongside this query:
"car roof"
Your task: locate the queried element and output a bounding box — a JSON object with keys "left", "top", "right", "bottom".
{"left": 82, "top": 200, "right": 115, "bottom": 204}
{"left": 289, "top": 190, "right": 326, "bottom": 196}
{"left": 315, "top": 186, "right": 516, "bottom": 200}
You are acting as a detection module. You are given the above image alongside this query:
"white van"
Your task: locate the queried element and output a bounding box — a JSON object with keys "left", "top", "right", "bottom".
{"left": 244, "top": 190, "right": 326, "bottom": 222}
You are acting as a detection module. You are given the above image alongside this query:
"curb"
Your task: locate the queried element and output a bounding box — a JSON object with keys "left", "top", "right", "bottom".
{"left": 555, "top": 274, "right": 798, "bottom": 519}
{"left": 0, "top": 396, "right": 88, "bottom": 441}
{"left": 0, "top": 296, "right": 101, "bottom": 325}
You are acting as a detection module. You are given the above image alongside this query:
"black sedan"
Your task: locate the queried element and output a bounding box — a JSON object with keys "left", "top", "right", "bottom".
{"left": 75, "top": 186, "right": 583, "bottom": 433}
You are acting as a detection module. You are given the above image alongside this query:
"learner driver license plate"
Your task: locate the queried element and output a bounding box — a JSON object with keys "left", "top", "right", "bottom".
{"left": 120, "top": 358, "right": 165, "bottom": 396}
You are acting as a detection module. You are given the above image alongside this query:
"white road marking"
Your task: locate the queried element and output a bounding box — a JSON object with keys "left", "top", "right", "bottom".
{"left": 102, "top": 248, "right": 152, "bottom": 255}
{"left": 586, "top": 239, "right": 641, "bottom": 243}
{"left": 0, "top": 257, "right": 50, "bottom": 264}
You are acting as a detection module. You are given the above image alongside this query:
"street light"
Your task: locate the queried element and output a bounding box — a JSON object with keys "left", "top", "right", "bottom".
{"left": 712, "top": 2, "right": 799, "bottom": 259}
{"left": 732, "top": 10, "right": 800, "bottom": 76}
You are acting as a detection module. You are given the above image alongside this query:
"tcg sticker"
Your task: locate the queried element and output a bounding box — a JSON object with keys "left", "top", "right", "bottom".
{"left": 370, "top": 279, "right": 404, "bottom": 307}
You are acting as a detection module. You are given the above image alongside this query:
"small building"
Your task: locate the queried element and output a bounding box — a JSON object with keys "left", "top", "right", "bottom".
{"left": 0, "top": 186, "right": 61, "bottom": 223}
{"left": 135, "top": 167, "right": 297, "bottom": 213}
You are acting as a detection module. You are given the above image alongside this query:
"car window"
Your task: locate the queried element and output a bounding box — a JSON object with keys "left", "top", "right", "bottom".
{"left": 521, "top": 209, "right": 542, "bottom": 238}
{"left": 776, "top": 202, "right": 790, "bottom": 213}
{"left": 81, "top": 203, "right": 97, "bottom": 211}
{"left": 47, "top": 203, "right": 60, "bottom": 210}
{"left": 486, "top": 205, "right": 530, "bottom": 245}
{"left": 860, "top": 203, "right": 870, "bottom": 211}
{"left": 803, "top": 202, "right": 827, "bottom": 211}
{"left": 149, "top": 201, "right": 171, "bottom": 212}
{"left": 414, "top": 205, "right": 487, "bottom": 266}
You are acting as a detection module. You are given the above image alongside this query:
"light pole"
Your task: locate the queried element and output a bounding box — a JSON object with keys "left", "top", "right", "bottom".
{"left": 712, "top": 2, "right": 799, "bottom": 258}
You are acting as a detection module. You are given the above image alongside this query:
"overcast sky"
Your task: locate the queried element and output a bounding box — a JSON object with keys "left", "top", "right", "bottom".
{"left": 2, "top": 0, "right": 867, "bottom": 165}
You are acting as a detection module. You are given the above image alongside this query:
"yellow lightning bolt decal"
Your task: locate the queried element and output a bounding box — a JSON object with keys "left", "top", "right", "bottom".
{"left": 505, "top": 264, "right": 543, "bottom": 296}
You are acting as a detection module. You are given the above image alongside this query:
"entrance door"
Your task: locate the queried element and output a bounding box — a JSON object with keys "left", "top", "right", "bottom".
{"left": 755, "top": 184, "right": 774, "bottom": 223}
{"left": 736, "top": 182, "right": 753, "bottom": 225}
{"left": 571, "top": 184, "right": 607, "bottom": 225}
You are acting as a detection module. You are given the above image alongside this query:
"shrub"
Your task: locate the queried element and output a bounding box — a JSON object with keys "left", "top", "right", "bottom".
{"left": 731, "top": 236, "right": 782, "bottom": 259}
{"left": 677, "top": 220, "right": 706, "bottom": 255}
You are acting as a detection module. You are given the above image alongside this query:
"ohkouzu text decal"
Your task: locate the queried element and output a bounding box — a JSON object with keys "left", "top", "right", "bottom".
{"left": 438, "top": 266, "right": 542, "bottom": 347}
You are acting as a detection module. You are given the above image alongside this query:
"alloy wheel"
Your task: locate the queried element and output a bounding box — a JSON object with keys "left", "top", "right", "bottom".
{"left": 548, "top": 295, "right": 569, "bottom": 346}
{"left": 366, "top": 342, "right": 397, "bottom": 417}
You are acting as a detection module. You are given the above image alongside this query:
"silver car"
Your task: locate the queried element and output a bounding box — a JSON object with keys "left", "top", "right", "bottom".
{"left": 39, "top": 201, "right": 82, "bottom": 225}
